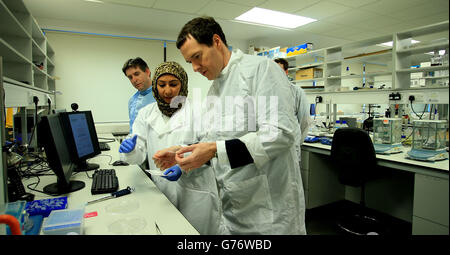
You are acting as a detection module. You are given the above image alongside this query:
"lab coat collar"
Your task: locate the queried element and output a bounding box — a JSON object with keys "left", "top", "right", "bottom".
{"left": 217, "top": 49, "right": 243, "bottom": 81}
{"left": 146, "top": 101, "right": 187, "bottom": 136}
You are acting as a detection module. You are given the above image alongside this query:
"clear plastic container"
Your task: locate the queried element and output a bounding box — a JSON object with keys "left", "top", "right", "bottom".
{"left": 411, "top": 120, "right": 447, "bottom": 150}
{"left": 373, "top": 118, "right": 402, "bottom": 145}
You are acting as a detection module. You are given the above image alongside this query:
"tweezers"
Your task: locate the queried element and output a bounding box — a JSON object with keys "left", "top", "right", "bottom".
{"left": 155, "top": 222, "right": 162, "bottom": 235}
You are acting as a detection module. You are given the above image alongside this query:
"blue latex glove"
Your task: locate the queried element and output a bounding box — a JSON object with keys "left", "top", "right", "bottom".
{"left": 162, "top": 165, "right": 182, "bottom": 181}
{"left": 119, "top": 135, "right": 137, "bottom": 153}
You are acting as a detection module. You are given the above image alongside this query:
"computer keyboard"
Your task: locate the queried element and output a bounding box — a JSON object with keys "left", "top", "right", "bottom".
{"left": 99, "top": 142, "right": 111, "bottom": 151}
{"left": 91, "top": 169, "right": 119, "bottom": 194}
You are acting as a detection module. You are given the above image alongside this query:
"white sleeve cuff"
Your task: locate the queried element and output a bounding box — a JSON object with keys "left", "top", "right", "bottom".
{"left": 216, "top": 140, "right": 230, "bottom": 166}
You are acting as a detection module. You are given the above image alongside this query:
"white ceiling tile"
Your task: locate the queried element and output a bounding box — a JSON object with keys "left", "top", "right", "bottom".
{"left": 377, "top": 22, "right": 422, "bottom": 34}
{"left": 324, "top": 26, "right": 364, "bottom": 38}
{"left": 358, "top": 0, "right": 423, "bottom": 14}
{"left": 153, "top": 0, "right": 211, "bottom": 14}
{"left": 23, "top": 0, "right": 448, "bottom": 52}
{"left": 322, "top": 9, "right": 379, "bottom": 25}
{"left": 218, "top": 0, "right": 266, "bottom": 7}
{"left": 350, "top": 15, "right": 403, "bottom": 30}
{"left": 103, "top": 0, "right": 156, "bottom": 8}
{"left": 297, "top": 21, "right": 342, "bottom": 34}
{"left": 295, "top": 1, "right": 352, "bottom": 20}
{"left": 413, "top": 12, "right": 450, "bottom": 27}
{"left": 197, "top": 1, "right": 252, "bottom": 20}
{"left": 258, "top": 0, "right": 321, "bottom": 13}
{"left": 344, "top": 30, "right": 384, "bottom": 41}
{"left": 329, "top": 0, "right": 379, "bottom": 8}
{"left": 392, "top": 3, "right": 448, "bottom": 21}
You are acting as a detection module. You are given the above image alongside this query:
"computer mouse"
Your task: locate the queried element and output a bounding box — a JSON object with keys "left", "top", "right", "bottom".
{"left": 112, "top": 160, "right": 129, "bottom": 166}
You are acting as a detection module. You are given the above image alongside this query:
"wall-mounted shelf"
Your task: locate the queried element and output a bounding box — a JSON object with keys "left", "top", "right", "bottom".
{"left": 283, "top": 20, "right": 448, "bottom": 102}
{"left": 0, "top": 0, "right": 56, "bottom": 94}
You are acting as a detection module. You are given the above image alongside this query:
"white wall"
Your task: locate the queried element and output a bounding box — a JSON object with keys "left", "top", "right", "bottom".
{"left": 47, "top": 31, "right": 213, "bottom": 123}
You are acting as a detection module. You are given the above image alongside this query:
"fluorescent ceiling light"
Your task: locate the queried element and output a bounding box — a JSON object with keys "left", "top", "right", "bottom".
{"left": 235, "top": 7, "right": 316, "bottom": 29}
{"left": 378, "top": 40, "right": 420, "bottom": 47}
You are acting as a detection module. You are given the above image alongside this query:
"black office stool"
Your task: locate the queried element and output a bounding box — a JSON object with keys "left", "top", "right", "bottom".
{"left": 331, "top": 127, "right": 388, "bottom": 235}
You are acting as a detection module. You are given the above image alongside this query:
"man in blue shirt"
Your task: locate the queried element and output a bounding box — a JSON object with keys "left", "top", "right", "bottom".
{"left": 122, "top": 57, "right": 156, "bottom": 133}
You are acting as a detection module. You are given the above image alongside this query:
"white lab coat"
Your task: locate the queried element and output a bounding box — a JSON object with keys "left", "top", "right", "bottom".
{"left": 200, "top": 49, "right": 306, "bottom": 234}
{"left": 120, "top": 101, "right": 223, "bottom": 235}
{"left": 291, "top": 84, "right": 312, "bottom": 159}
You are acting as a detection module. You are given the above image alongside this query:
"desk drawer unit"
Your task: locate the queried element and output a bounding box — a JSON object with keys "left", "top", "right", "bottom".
{"left": 412, "top": 173, "right": 449, "bottom": 235}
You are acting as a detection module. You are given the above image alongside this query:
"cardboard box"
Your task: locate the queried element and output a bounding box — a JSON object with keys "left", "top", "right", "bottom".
{"left": 296, "top": 68, "right": 323, "bottom": 80}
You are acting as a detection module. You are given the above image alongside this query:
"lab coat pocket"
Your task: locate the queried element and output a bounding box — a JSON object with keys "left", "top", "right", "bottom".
{"left": 223, "top": 175, "right": 273, "bottom": 233}
{"left": 176, "top": 184, "right": 221, "bottom": 235}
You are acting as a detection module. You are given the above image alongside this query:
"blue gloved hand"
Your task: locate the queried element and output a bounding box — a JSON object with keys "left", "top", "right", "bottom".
{"left": 162, "top": 165, "right": 182, "bottom": 181}
{"left": 119, "top": 135, "right": 137, "bottom": 153}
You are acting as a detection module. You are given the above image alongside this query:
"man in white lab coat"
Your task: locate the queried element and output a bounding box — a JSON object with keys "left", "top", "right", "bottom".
{"left": 154, "top": 17, "right": 306, "bottom": 235}
{"left": 274, "top": 58, "right": 312, "bottom": 156}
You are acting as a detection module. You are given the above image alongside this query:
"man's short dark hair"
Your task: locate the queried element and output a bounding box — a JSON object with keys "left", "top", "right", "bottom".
{"left": 274, "top": 58, "right": 289, "bottom": 71}
{"left": 122, "top": 57, "right": 148, "bottom": 75}
{"left": 176, "top": 16, "right": 228, "bottom": 49}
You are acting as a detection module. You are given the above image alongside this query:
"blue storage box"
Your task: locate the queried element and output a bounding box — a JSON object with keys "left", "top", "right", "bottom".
{"left": 286, "top": 43, "right": 313, "bottom": 57}
{"left": 25, "top": 197, "right": 68, "bottom": 217}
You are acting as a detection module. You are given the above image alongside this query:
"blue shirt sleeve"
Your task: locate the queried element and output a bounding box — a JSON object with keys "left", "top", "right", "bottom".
{"left": 128, "top": 89, "right": 156, "bottom": 133}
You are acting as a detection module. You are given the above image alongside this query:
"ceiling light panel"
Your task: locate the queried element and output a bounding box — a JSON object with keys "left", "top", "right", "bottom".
{"left": 258, "top": 0, "right": 320, "bottom": 13}
{"left": 235, "top": 7, "right": 316, "bottom": 29}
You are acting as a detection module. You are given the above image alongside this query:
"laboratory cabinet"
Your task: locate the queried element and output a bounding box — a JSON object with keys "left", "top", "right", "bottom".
{"left": 301, "top": 143, "right": 449, "bottom": 235}
{"left": 412, "top": 173, "right": 449, "bottom": 234}
{"left": 284, "top": 21, "right": 449, "bottom": 106}
{"left": 0, "top": 0, "right": 56, "bottom": 94}
{"left": 0, "top": 0, "right": 56, "bottom": 159}
{"left": 300, "top": 149, "right": 345, "bottom": 209}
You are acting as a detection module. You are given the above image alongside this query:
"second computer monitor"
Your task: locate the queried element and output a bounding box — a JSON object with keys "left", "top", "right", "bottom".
{"left": 59, "top": 111, "right": 101, "bottom": 172}
{"left": 38, "top": 114, "right": 85, "bottom": 195}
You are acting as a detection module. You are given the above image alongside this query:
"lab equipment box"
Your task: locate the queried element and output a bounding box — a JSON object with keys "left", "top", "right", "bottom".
{"left": 373, "top": 118, "right": 403, "bottom": 154}
{"left": 295, "top": 67, "right": 323, "bottom": 81}
{"left": 407, "top": 120, "right": 448, "bottom": 161}
{"left": 42, "top": 207, "right": 85, "bottom": 235}
{"left": 411, "top": 120, "right": 447, "bottom": 150}
{"left": 286, "top": 43, "right": 314, "bottom": 57}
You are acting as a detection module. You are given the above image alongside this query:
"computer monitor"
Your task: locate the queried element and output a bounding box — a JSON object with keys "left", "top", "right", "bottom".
{"left": 59, "top": 111, "right": 101, "bottom": 172}
{"left": 38, "top": 114, "right": 85, "bottom": 195}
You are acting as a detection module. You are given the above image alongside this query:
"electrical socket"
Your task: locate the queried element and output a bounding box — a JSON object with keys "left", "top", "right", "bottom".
{"left": 389, "top": 92, "right": 401, "bottom": 100}
{"left": 315, "top": 96, "right": 323, "bottom": 103}
{"left": 409, "top": 93, "right": 424, "bottom": 102}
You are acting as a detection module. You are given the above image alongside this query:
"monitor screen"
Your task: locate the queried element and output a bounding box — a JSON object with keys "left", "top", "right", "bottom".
{"left": 38, "top": 114, "right": 85, "bottom": 195}
{"left": 69, "top": 113, "right": 95, "bottom": 158}
{"left": 59, "top": 111, "right": 101, "bottom": 166}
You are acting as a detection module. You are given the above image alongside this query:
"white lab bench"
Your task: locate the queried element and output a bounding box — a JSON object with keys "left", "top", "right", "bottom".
{"left": 301, "top": 142, "right": 449, "bottom": 235}
{"left": 22, "top": 133, "right": 199, "bottom": 235}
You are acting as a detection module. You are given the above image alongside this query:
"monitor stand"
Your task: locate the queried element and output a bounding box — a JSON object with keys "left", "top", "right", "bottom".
{"left": 73, "top": 160, "right": 99, "bottom": 172}
{"left": 43, "top": 180, "right": 85, "bottom": 195}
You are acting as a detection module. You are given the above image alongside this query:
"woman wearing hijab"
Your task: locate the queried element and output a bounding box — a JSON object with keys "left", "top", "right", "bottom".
{"left": 119, "top": 61, "right": 223, "bottom": 235}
